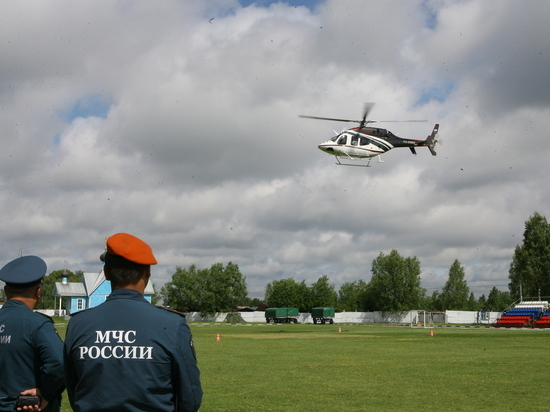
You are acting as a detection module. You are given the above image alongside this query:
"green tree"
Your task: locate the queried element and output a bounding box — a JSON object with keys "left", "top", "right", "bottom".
{"left": 309, "top": 275, "right": 337, "bottom": 311}
{"left": 36, "top": 269, "right": 83, "bottom": 310}
{"left": 296, "top": 280, "right": 311, "bottom": 312}
{"left": 366, "top": 250, "right": 425, "bottom": 312}
{"left": 241, "top": 297, "right": 264, "bottom": 306}
{"left": 208, "top": 262, "right": 248, "bottom": 312}
{"left": 337, "top": 280, "right": 368, "bottom": 311}
{"left": 467, "top": 292, "right": 479, "bottom": 311}
{"left": 486, "top": 287, "right": 514, "bottom": 311}
{"left": 160, "top": 264, "right": 201, "bottom": 311}
{"left": 265, "top": 278, "right": 308, "bottom": 310}
{"left": 478, "top": 294, "right": 487, "bottom": 309}
{"left": 509, "top": 212, "right": 550, "bottom": 299}
{"left": 426, "top": 290, "right": 442, "bottom": 311}
{"left": 439, "top": 260, "right": 470, "bottom": 310}
{"left": 160, "top": 262, "right": 247, "bottom": 315}
{"left": 151, "top": 284, "right": 160, "bottom": 305}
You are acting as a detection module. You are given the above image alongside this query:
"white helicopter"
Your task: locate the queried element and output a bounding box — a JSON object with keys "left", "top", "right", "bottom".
{"left": 300, "top": 103, "right": 440, "bottom": 167}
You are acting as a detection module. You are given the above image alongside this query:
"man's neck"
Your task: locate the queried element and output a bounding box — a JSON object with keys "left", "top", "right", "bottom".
{"left": 111, "top": 278, "right": 147, "bottom": 294}
{"left": 9, "top": 297, "right": 37, "bottom": 310}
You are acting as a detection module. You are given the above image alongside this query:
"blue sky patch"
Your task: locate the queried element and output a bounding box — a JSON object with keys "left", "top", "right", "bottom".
{"left": 415, "top": 79, "right": 454, "bottom": 106}
{"left": 420, "top": 1, "right": 438, "bottom": 30}
{"left": 61, "top": 94, "right": 111, "bottom": 122}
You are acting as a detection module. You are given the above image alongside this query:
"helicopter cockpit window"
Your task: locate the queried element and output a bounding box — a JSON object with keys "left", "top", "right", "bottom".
{"left": 330, "top": 135, "right": 339, "bottom": 142}
{"left": 350, "top": 134, "right": 358, "bottom": 146}
{"left": 337, "top": 135, "right": 348, "bottom": 145}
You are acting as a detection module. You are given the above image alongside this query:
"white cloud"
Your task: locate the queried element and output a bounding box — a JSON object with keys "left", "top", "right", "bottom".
{"left": 0, "top": 0, "right": 548, "bottom": 299}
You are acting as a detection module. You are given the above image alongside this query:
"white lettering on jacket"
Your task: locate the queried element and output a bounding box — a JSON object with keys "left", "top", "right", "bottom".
{"left": 78, "top": 330, "right": 152, "bottom": 360}
{"left": 95, "top": 330, "right": 137, "bottom": 344}
{"left": 0, "top": 325, "right": 11, "bottom": 344}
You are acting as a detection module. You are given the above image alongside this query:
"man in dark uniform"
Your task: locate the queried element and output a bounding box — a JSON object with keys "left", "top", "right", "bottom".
{"left": 64, "top": 233, "right": 203, "bottom": 412}
{"left": 0, "top": 256, "right": 65, "bottom": 412}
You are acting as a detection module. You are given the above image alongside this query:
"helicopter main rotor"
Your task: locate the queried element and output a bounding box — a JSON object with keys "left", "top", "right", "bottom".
{"left": 299, "top": 103, "right": 427, "bottom": 128}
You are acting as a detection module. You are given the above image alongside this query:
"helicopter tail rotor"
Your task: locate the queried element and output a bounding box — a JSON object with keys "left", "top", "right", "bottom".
{"left": 425, "top": 124, "right": 440, "bottom": 156}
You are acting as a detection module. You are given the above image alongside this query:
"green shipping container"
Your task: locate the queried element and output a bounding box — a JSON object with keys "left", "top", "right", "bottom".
{"left": 286, "top": 307, "right": 299, "bottom": 316}
{"left": 265, "top": 307, "right": 299, "bottom": 317}
{"left": 311, "top": 307, "right": 335, "bottom": 317}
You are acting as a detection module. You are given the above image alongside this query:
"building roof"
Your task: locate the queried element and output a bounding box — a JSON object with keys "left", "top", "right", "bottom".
{"left": 54, "top": 268, "right": 155, "bottom": 297}
{"left": 144, "top": 282, "right": 155, "bottom": 295}
{"left": 235, "top": 303, "right": 267, "bottom": 312}
{"left": 54, "top": 282, "right": 87, "bottom": 297}
{"left": 84, "top": 271, "right": 105, "bottom": 295}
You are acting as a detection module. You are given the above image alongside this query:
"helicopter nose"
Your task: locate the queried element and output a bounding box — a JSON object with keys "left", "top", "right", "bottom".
{"left": 318, "top": 145, "right": 334, "bottom": 153}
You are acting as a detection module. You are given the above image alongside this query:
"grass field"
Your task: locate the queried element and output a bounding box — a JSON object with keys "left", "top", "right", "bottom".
{"left": 55, "top": 319, "right": 550, "bottom": 412}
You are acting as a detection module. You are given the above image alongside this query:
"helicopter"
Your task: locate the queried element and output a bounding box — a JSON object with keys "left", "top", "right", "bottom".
{"left": 300, "top": 103, "right": 440, "bottom": 167}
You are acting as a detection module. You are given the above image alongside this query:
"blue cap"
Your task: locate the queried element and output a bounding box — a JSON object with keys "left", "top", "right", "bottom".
{"left": 0, "top": 256, "right": 47, "bottom": 286}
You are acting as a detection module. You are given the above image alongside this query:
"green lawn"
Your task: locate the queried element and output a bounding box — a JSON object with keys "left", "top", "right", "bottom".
{"left": 55, "top": 319, "right": 550, "bottom": 411}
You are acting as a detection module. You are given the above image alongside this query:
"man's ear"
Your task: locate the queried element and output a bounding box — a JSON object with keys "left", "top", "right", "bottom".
{"left": 35, "top": 286, "right": 42, "bottom": 301}
{"left": 104, "top": 266, "right": 111, "bottom": 280}
{"left": 141, "top": 266, "right": 151, "bottom": 288}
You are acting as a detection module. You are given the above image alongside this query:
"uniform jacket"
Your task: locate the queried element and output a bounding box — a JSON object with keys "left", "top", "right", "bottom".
{"left": 64, "top": 288, "right": 202, "bottom": 412}
{"left": 0, "top": 300, "right": 64, "bottom": 412}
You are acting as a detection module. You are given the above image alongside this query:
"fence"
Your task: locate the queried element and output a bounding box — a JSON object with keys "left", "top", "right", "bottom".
{"left": 36, "top": 309, "right": 66, "bottom": 317}
{"left": 39, "top": 308, "right": 500, "bottom": 325}
{"left": 184, "top": 310, "right": 501, "bottom": 324}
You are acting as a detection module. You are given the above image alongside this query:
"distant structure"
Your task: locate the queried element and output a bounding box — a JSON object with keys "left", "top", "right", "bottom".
{"left": 235, "top": 303, "right": 268, "bottom": 312}
{"left": 53, "top": 269, "right": 155, "bottom": 315}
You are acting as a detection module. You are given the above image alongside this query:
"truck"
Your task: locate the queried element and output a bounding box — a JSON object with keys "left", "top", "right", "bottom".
{"left": 265, "top": 307, "right": 300, "bottom": 323}
{"left": 311, "top": 307, "right": 335, "bottom": 324}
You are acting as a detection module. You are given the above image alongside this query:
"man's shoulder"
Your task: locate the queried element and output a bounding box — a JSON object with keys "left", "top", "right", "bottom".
{"left": 34, "top": 311, "right": 54, "bottom": 322}
{"left": 71, "top": 306, "right": 97, "bottom": 316}
{"left": 0, "top": 308, "right": 56, "bottom": 332}
{"left": 68, "top": 306, "right": 99, "bottom": 322}
{"left": 155, "top": 305, "right": 187, "bottom": 318}
{"left": 68, "top": 303, "right": 187, "bottom": 328}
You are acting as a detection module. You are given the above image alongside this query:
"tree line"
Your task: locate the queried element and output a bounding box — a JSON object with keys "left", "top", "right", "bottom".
{"left": 159, "top": 212, "right": 548, "bottom": 314}
{"left": 262, "top": 254, "right": 514, "bottom": 313}
{"left": 156, "top": 251, "right": 515, "bottom": 315}
{"left": 5, "top": 212, "right": 547, "bottom": 315}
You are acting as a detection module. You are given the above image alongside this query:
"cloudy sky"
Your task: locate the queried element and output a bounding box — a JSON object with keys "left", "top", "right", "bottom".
{"left": 1, "top": 0, "right": 549, "bottom": 299}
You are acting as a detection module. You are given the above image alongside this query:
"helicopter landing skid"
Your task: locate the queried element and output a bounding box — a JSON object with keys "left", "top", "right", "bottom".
{"left": 335, "top": 155, "right": 383, "bottom": 167}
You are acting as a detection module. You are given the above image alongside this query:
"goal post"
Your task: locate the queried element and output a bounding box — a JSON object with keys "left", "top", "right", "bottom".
{"left": 410, "top": 310, "right": 434, "bottom": 328}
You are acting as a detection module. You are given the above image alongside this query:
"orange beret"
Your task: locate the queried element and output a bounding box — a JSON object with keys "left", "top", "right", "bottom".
{"left": 104, "top": 233, "right": 157, "bottom": 265}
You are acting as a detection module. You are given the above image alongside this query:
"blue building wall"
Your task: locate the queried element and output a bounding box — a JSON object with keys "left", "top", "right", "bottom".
{"left": 63, "top": 278, "right": 153, "bottom": 314}
{"left": 89, "top": 280, "right": 111, "bottom": 308}
{"left": 66, "top": 296, "right": 87, "bottom": 313}
{"left": 65, "top": 298, "right": 73, "bottom": 313}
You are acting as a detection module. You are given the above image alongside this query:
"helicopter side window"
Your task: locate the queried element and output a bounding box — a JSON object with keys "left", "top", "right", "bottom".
{"left": 337, "top": 135, "right": 348, "bottom": 145}
{"left": 359, "top": 136, "right": 369, "bottom": 146}
{"left": 351, "top": 135, "right": 358, "bottom": 146}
